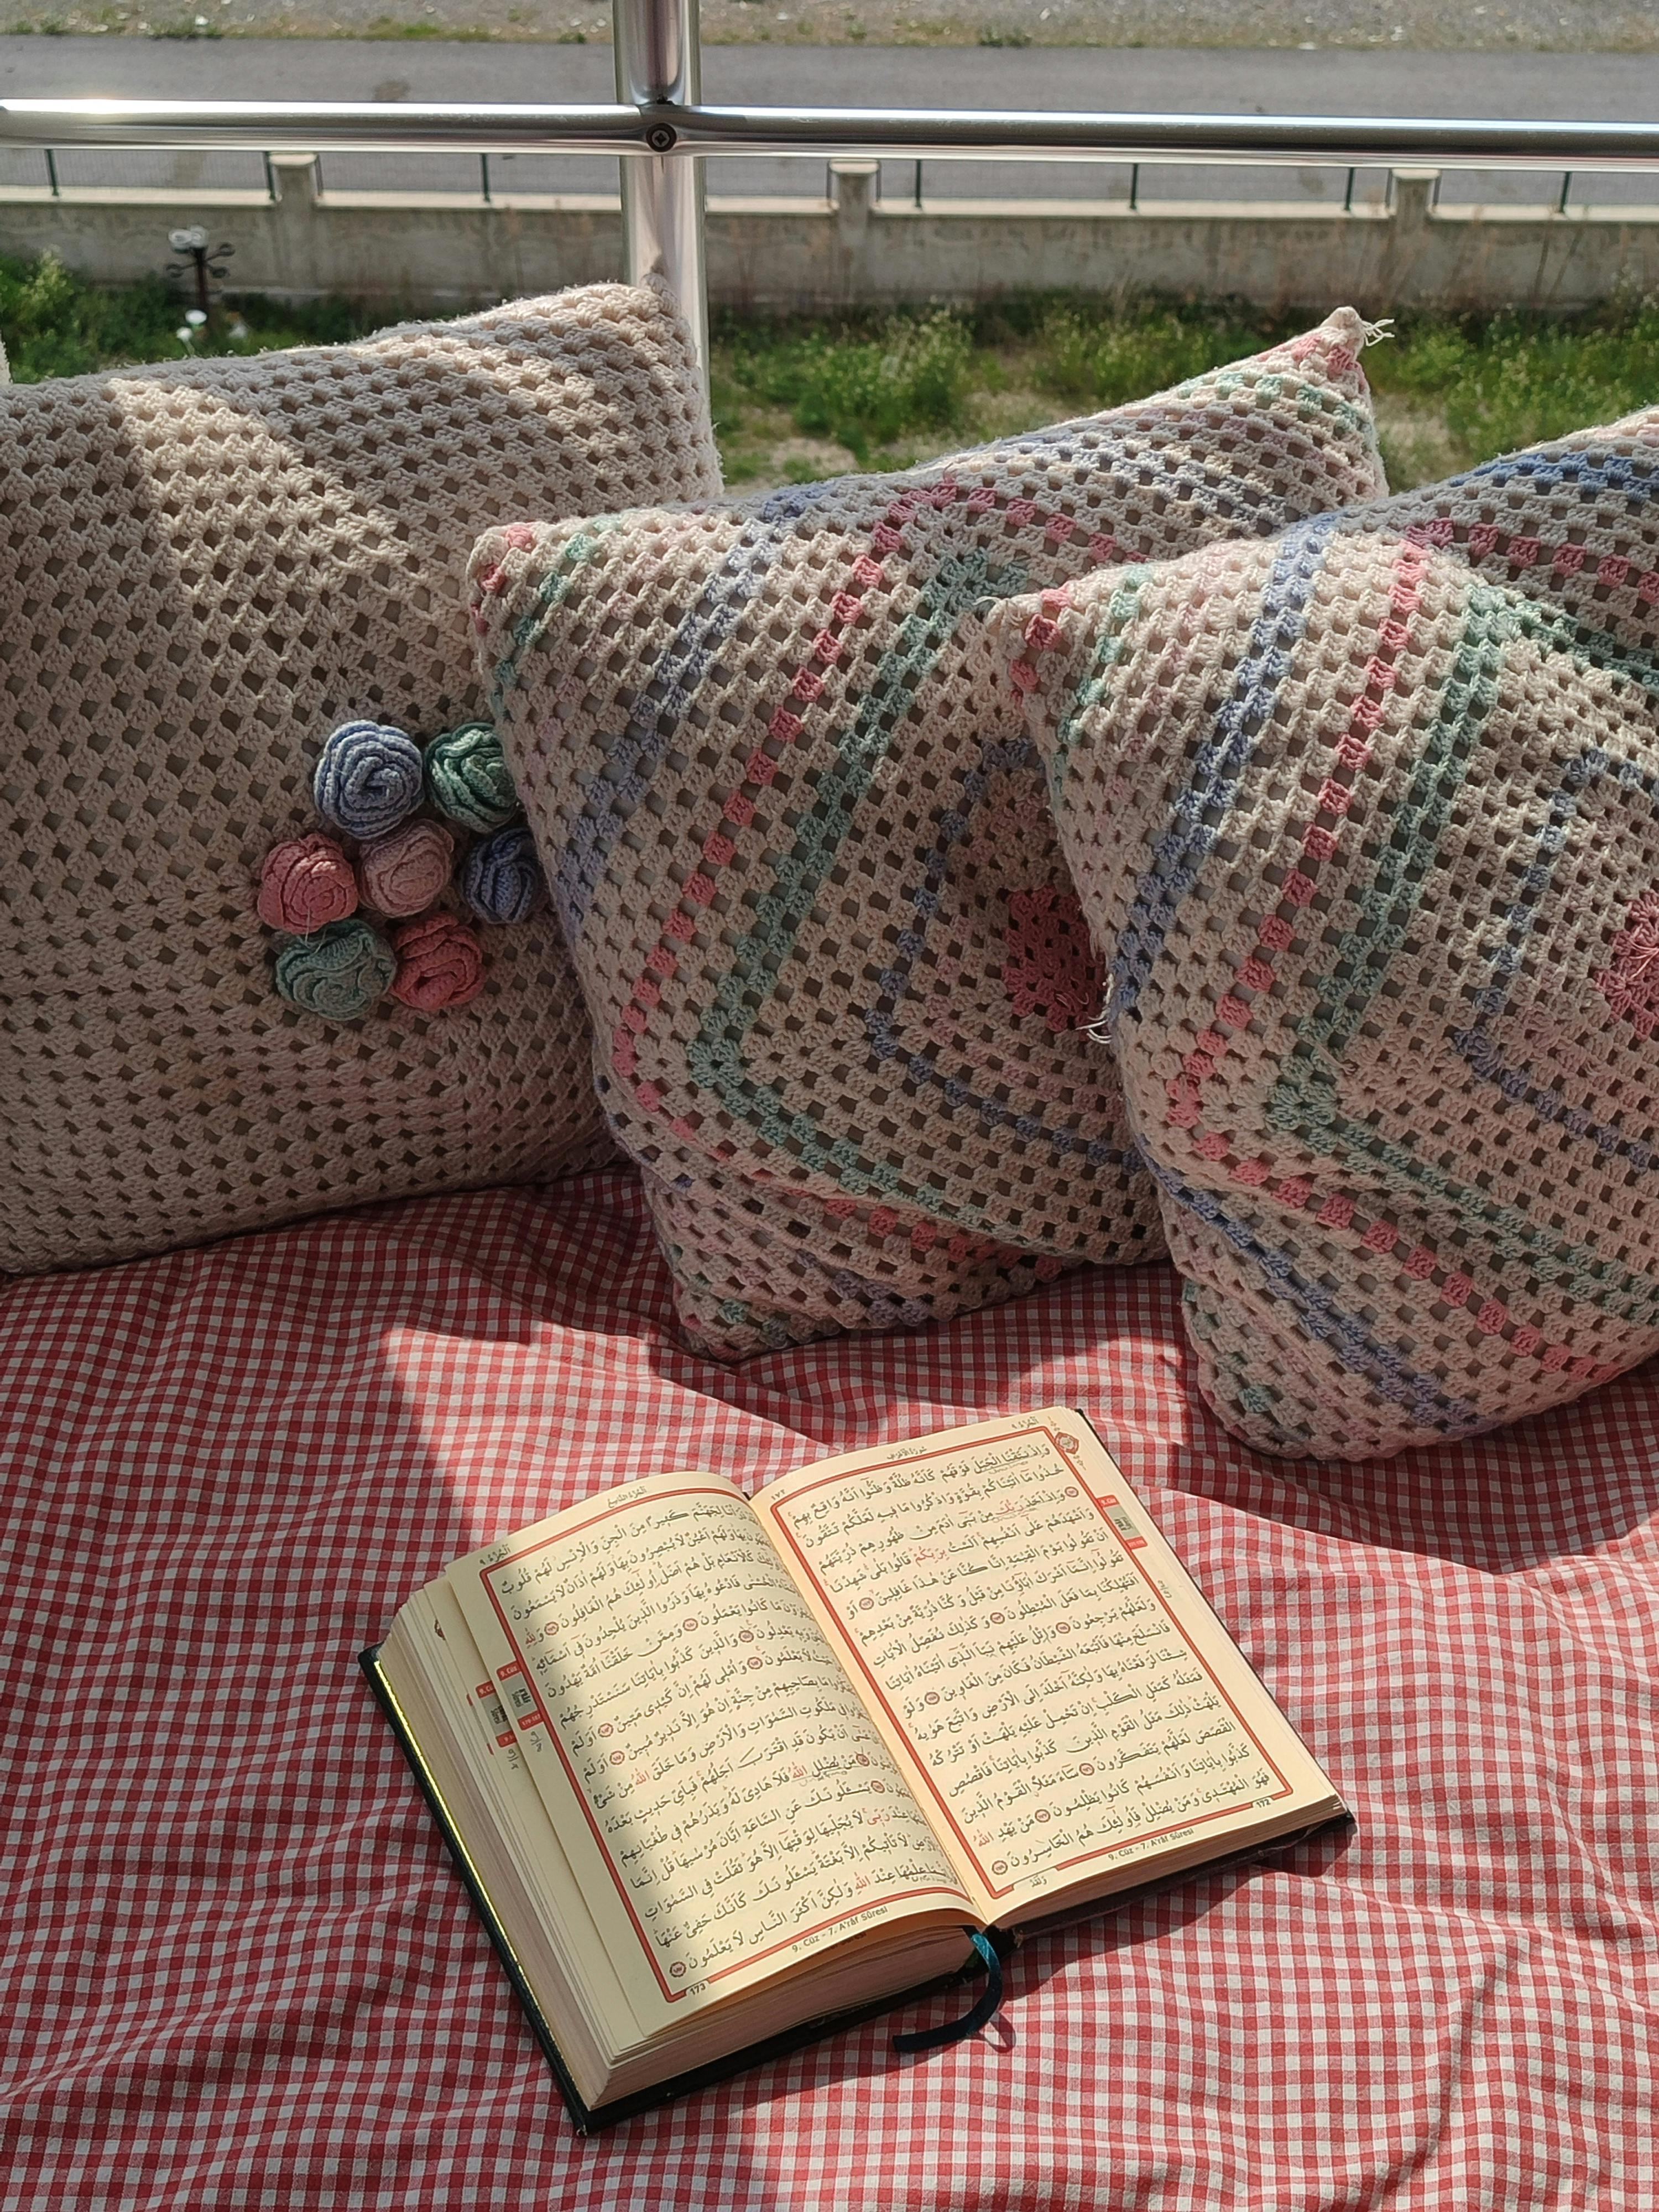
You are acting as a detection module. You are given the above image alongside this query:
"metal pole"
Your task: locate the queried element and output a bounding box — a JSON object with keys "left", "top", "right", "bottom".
{"left": 613, "top": 0, "right": 707, "bottom": 389}
{"left": 12, "top": 100, "right": 1659, "bottom": 171}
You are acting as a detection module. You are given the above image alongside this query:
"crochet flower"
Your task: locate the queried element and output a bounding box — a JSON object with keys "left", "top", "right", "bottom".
{"left": 273, "top": 917, "right": 396, "bottom": 1023}
{"left": 256, "top": 833, "right": 358, "bottom": 934}
{"left": 314, "top": 720, "right": 424, "bottom": 839}
{"left": 358, "top": 819, "right": 455, "bottom": 919}
{"left": 461, "top": 823, "right": 545, "bottom": 925}
{"left": 390, "top": 912, "right": 486, "bottom": 1011}
{"left": 424, "top": 721, "right": 519, "bottom": 833}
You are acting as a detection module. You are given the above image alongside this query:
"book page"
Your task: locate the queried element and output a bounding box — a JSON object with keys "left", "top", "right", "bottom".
{"left": 754, "top": 1410, "right": 1339, "bottom": 1924}
{"left": 447, "top": 1472, "right": 973, "bottom": 2022}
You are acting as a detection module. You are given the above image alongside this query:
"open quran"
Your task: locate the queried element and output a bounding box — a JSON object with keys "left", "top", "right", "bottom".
{"left": 363, "top": 1410, "right": 1345, "bottom": 2127}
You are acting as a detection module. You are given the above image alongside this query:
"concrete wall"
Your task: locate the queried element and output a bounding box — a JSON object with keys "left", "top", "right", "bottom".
{"left": 5, "top": 156, "right": 1659, "bottom": 314}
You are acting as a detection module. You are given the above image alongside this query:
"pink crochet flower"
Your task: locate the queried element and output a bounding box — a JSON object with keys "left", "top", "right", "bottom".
{"left": 358, "top": 820, "right": 455, "bottom": 919}
{"left": 256, "top": 833, "right": 358, "bottom": 934}
{"left": 390, "top": 912, "right": 486, "bottom": 1011}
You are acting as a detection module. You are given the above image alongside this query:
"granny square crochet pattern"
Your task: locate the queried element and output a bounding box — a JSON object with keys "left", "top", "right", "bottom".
{"left": 471, "top": 310, "right": 1387, "bottom": 1356}
{"left": 1, "top": 281, "right": 719, "bottom": 1275}
{"left": 1002, "top": 408, "right": 1659, "bottom": 1459}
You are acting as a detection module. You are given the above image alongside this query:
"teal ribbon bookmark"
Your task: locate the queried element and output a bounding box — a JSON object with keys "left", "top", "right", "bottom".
{"left": 893, "top": 1931, "right": 1004, "bottom": 2053}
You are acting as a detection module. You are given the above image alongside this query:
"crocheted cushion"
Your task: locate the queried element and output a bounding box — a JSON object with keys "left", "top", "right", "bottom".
{"left": 1, "top": 281, "right": 719, "bottom": 1276}
{"left": 469, "top": 310, "right": 1387, "bottom": 1356}
{"left": 1002, "top": 411, "right": 1659, "bottom": 1459}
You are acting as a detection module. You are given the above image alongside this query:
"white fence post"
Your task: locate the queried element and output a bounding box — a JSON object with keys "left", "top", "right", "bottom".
{"left": 612, "top": 0, "right": 708, "bottom": 394}
{"left": 265, "top": 151, "right": 322, "bottom": 300}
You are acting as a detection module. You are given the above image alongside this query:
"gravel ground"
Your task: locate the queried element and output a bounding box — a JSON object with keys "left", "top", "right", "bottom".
{"left": 5, "top": 0, "right": 1654, "bottom": 54}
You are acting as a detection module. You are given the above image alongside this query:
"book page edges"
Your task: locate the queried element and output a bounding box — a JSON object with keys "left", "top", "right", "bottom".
{"left": 360, "top": 1648, "right": 599, "bottom": 2126}
{"left": 361, "top": 1648, "right": 974, "bottom": 2131}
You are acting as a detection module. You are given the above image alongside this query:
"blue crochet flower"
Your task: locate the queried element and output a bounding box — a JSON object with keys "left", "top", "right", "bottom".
{"left": 314, "top": 721, "right": 424, "bottom": 839}
{"left": 462, "top": 824, "right": 546, "bottom": 925}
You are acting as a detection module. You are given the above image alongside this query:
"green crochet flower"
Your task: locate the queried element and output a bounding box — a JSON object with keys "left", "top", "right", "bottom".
{"left": 425, "top": 721, "right": 520, "bottom": 833}
{"left": 274, "top": 917, "right": 396, "bottom": 1023}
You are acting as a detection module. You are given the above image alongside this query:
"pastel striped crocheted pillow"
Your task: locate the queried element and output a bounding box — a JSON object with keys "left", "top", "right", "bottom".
{"left": 1001, "top": 409, "right": 1659, "bottom": 1458}
{"left": 470, "top": 309, "right": 1387, "bottom": 1358}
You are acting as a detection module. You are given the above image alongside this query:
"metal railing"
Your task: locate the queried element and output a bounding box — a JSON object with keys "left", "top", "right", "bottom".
{"left": 8, "top": 0, "right": 1659, "bottom": 385}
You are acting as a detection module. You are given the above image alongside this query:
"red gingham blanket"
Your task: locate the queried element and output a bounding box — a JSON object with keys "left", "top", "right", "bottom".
{"left": 3, "top": 1171, "right": 1656, "bottom": 2210}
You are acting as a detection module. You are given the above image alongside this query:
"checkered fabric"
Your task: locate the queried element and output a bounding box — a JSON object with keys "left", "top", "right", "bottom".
{"left": 3, "top": 1171, "right": 1656, "bottom": 2209}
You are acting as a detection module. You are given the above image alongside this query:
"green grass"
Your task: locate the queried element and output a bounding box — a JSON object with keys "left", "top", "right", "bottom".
{"left": 7, "top": 253, "right": 1659, "bottom": 496}
{"left": 712, "top": 294, "right": 1659, "bottom": 489}
{"left": 0, "top": 252, "right": 380, "bottom": 381}
{"left": 716, "top": 307, "right": 977, "bottom": 469}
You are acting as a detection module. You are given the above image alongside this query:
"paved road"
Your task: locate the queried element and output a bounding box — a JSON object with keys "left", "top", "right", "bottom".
{"left": 2, "top": 0, "right": 1654, "bottom": 55}
{"left": 4, "top": 38, "right": 1657, "bottom": 207}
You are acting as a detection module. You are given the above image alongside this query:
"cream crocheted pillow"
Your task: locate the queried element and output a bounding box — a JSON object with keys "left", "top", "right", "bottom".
{"left": 470, "top": 310, "right": 1386, "bottom": 1355}
{"left": 1, "top": 281, "right": 719, "bottom": 1276}
{"left": 1003, "top": 411, "right": 1659, "bottom": 1459}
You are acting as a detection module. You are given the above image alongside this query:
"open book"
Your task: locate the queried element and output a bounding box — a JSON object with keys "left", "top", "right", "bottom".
{"left": 363, "top": 1409, "right": 1345, "bottom": 2128}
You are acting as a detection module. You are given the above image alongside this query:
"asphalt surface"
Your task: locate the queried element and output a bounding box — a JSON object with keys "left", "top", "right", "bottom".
{"left": 4, "top": 37, "right": 1657, "bottom": 207}
{"left": 1, "top": 0, "right": 1653, "bottom": 53}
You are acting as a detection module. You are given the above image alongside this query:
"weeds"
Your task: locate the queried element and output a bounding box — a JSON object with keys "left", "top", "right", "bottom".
{"left": 715, "top": 294, "right": 1659, "bottom": 488}
{"left": 7, "top": 255, "right": 1659, "bottom": 498}
{"left": 717, "top": 307, "right": 977, "bottom": 468}
{"left": 1375, "top": 303, "right": 1659, "bottom": 458}
{"left": 1021, "top": 295, "right": 1659, "bottom": 484}
{"left": 1027, "top": 300, "right": 1272, "bottom": 408}
{"left": 356, "top": 13, "right": 506, "bottom": 32}
{"left": 0, "top": 252, "right": 378, "bottom": 380}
